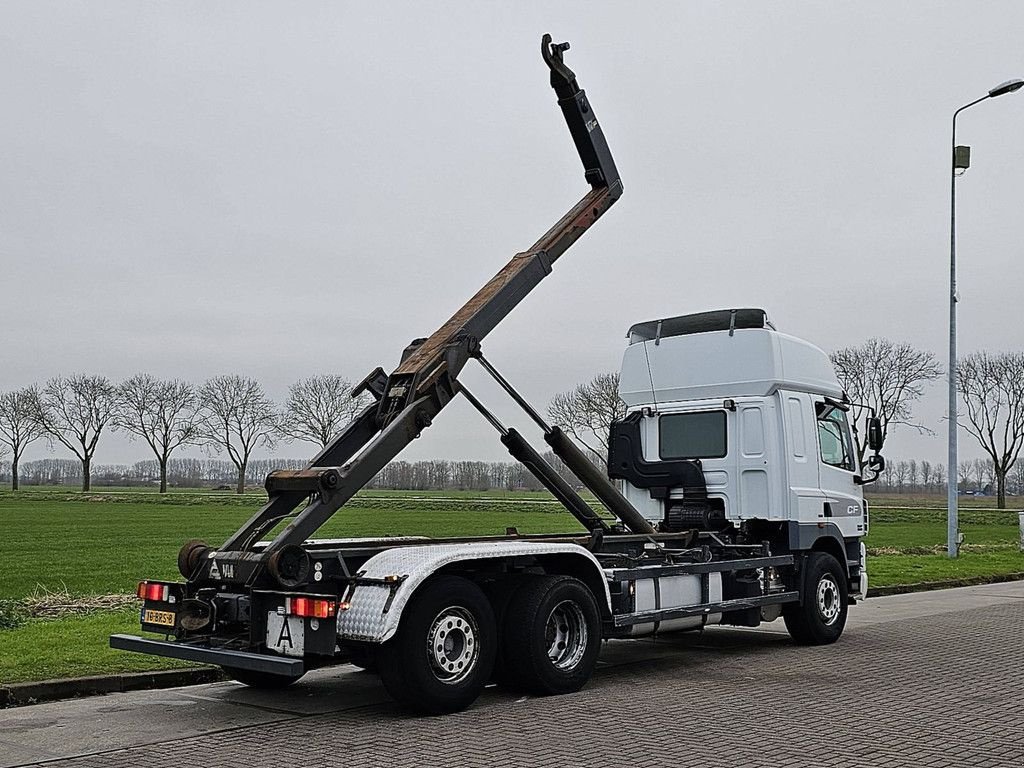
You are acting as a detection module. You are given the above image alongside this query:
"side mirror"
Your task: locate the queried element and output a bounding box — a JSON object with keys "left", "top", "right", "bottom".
{"left": 867, "top": 454, "right": 885, "bottom": 472}
{"left": 868, "top": 417, "right": 884, "bottom": 452}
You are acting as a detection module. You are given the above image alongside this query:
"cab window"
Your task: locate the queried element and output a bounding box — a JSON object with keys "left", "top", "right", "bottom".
{"left": 816, "top": 403, "right": 854, "bottom": 471}
{"left": 659, "top": 411, "right": 727, "bottom": 459}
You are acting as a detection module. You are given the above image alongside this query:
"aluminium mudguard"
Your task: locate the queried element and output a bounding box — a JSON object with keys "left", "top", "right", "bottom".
{"left": 335, "top": 541, "right": 612, "bottom": 643}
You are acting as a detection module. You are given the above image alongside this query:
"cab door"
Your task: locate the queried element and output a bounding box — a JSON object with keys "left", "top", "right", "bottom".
{"left": 814, "top": 403, "right": 865, "bottom": 538}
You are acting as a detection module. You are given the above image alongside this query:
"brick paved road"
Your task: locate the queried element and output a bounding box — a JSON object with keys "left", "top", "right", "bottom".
{"left": 2, "top": 583, "right": 1022, "bottom": 768}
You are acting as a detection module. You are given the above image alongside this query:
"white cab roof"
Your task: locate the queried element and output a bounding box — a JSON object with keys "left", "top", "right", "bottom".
{"left": 619, "top": 317, "right": 843, "bottom": 406}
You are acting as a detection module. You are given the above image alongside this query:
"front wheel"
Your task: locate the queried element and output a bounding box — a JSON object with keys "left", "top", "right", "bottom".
{"left": 783, "top": 552, "right": 848, "bottom": 645}
{"left": 378, "top": 576, "right": 496, "bottom": 714}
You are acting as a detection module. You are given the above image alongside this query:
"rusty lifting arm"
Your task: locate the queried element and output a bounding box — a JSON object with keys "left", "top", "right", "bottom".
{"left": 217, "top": 35, "right": 624, "bottom": 558}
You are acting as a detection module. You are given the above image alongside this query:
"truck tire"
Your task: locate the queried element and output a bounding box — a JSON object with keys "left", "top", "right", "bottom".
{"left": 499, "top": 575, "right": 600, "bottom": 696}
{"left": 482, "top": 575, "right": 534, "bottom": 687}
{"left": 378, "top": 575, "right": 496, "bottom": 714}
{"left": 221, "top": 666, "right": 304, "bottom": 689}
{"left": 783, "top": 552, "right": 848, "bottom": 645}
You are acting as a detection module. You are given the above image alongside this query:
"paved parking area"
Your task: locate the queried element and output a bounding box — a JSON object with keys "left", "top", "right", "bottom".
{"left": 2, "top": 581, "right": 1022, "bottom": 768}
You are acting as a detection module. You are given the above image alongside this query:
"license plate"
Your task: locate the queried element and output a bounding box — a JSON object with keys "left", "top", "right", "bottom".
{"left": 266, "top": 612, "right": 304, "bottom": 657}
{"left": 142, "top": 609, "right": 176, "bottom": 628}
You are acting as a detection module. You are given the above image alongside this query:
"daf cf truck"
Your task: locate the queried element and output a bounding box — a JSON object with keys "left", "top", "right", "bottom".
{"left": 112, "top": 35, "right": 885, "bottom": 714}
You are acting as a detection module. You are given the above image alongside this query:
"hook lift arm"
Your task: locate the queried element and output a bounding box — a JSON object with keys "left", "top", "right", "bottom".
{"left": 213, "top": 36, "right": 639, "bottom": 567}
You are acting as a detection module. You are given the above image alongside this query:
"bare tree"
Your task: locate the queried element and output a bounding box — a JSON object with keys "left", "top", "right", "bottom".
{"left": 0, "top": 388, "right": 46, "bottom": 490}
{"left": 281, "top": 375, "right": 371, "bottom": 448}
{"left": 881, "top": 457, "right": 895, "bottom": 490}
{"left": 894, "top": 460, "right": 909, "bottom": 493}
{"left": 933, "top": 463, "right": 946, "bottom": 490}
{"left": 33, "top": 375, "right": 118, "bottom": 491}
{"left": 920, "top": 460, "right": 932, "bottom": 492}
{"left": 116, "top": 375, "right": 200, "bottom": 493}
{"left": 1011, "top": 460, "right": 1024, "bottom": 497}
{"left": 972, "top": 457, "right": 991, "bottom": 493}
{"left": 830, "top": 339, "right": 943, "bottom": 463}
{"left": 984, "top": 458, "right": 997, "bottom": 491}
{"left": 547, "top": 372, "right": 626, "bottom": 462}
{"left": 957, "top": 351, "right": 1024, "bottom": 508}
{"left": 958, "top": 461, "right": 973, "bottom": 492}
{"left": 198, "top": 375, "right": 277, "bottom": 494}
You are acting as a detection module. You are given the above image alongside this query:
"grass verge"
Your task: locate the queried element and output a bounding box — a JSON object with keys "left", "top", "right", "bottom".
{"left": 0, "top": 610, "right": 196, "bottom": 685}
{"left": 869, "top": 550, "right": 1024, "bottom": 587}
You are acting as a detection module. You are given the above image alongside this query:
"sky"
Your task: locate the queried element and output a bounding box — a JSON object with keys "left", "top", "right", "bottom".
{"left": 2, "top": 2, "right": 1023, "bottom": 469}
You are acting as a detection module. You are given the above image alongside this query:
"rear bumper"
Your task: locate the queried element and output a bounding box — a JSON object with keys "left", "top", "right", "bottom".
{"left": 109, "top": 634, "right": 304, "bottom": 676}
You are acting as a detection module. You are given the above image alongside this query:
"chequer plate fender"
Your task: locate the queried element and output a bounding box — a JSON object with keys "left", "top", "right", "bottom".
{"left": 335, "top": 541, "right": 611, "bottom": 643}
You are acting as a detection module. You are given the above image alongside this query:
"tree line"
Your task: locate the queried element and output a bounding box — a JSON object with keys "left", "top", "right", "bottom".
{"left": 870, "top": 456, "right": 1024, "bottom": 497}
{"left": 3, "top": 337, "right": 1024, "bottom": 504}
{"left": 3, "top": 451, "right": 1012, "bottom": 497}
{"left": 0, "top": 374, "right": 369, "bottom": 493}
{"left": 0, "top": 372, "right": 591, "bottom": 495}
{"left": 0, "top": 454, "right": 581, "bottom": 494}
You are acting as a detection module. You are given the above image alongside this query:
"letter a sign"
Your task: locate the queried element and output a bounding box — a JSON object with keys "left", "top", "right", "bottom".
{"left": 277, "top": 617, "right": 293, "bottom": 649}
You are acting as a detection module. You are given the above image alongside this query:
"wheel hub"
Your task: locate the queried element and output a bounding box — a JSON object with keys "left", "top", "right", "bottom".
{"left": 816, "top": 575, "right": 841, "bottom": 626}
{"left": 426, "top": 607, "right": 479, "bottom": 684}
{"left": 545, "top": 600, "right": 588, "bottom": 671}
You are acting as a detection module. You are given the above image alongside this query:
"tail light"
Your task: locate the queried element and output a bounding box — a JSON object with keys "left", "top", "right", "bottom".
{"left": 286, "top": 596, "right": 337, "bottom": 619}
{"left": 137, "top": 581, "right": 171, "bottom": 602}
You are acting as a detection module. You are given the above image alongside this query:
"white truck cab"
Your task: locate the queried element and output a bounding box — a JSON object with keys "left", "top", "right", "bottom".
{"left": 613, "top": 308, "right": 877, "bottom": 600}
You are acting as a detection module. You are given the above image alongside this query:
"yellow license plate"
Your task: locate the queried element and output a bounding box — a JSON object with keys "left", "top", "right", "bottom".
{"left": 143, "top": 609, "right": 176, "bottom": 628}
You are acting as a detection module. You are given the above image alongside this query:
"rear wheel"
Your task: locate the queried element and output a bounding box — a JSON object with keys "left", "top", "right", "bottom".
{"left": 498, "top": 575, "right": 601, "bottom": 696}
{"left": 483, "top": 575, "right": 533, "bottom": 687}
{"left": 378, "top": 575, "right": 496, "bottom": 714}
{"left": 783, "top": 552, "right": 848, "bottom": 645}
{"left": 221, "top": 666, "right": 304, "bottom": 689}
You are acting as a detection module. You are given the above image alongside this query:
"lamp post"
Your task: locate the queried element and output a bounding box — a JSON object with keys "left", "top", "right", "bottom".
{"left": 948, "top": 78, "right": 1023, "bottom": 558}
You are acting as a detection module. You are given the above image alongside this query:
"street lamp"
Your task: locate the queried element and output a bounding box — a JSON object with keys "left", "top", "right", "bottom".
{"left": 948, "top": 77, "right": 1023, "bottom": 558}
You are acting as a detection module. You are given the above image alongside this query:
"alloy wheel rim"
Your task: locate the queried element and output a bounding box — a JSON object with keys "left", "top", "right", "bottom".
{"left": 426, "top": 606, "right": 479, "bottom": 684}
{"left": 816, "top": 575, "right": 841, "bottom": 626}
{"left": 545, "top": 600, "right": 588, "bottom": 671}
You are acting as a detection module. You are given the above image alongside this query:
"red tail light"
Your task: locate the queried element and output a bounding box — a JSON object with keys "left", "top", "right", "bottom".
{"left": 286, "top": 596, "right": 337, "bottom": 619}
{"left": 137, "top": 581, "right": 169, "bottom": 602}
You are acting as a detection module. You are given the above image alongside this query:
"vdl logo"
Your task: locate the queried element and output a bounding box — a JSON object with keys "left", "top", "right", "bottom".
{"left": 208, "top": 560, "right": 235, "bottom": 580}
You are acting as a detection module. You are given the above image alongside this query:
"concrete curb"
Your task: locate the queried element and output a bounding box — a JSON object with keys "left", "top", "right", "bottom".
{"left": 5, "top": 573, "right": 1024, "bottom": 708}
{"left": 1, "top": 668, "right": 224, "bottom": 708}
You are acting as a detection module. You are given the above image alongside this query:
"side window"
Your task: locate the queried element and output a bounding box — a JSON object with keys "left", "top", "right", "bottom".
{"left": 659, "top": 411, "right": 727, "bottom": 459}
{"left": 816, "top": 403, "right": 854, "bottom": 471}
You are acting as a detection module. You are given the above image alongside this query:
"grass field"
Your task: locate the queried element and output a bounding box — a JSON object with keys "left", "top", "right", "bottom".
{"left": 0, "top": 611, "right": 196, "bottom": 684}
{"left": 1, "top": 487, "right": 1022, "bottom": 685}
{"left": 0, "top": 491, "right": 581, "bottom": 599}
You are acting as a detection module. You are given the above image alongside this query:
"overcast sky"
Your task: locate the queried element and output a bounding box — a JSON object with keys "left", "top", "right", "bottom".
{"left": 2, "top": 2, "right": 1023, "bottom": 470}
